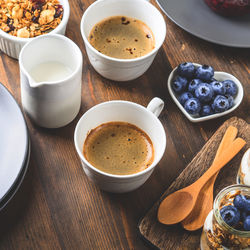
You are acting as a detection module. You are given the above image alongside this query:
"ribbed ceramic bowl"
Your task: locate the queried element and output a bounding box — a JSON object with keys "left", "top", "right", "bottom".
{"left": 0, "top": 0, "right": 70, "bottom": 59}
{"left": 167, "top": 63, "right": 244, "bottom": 122}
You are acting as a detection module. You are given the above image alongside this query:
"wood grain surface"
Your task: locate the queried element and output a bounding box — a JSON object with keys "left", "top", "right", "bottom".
{"left": 139, "top": 117, "right": 250, "bottom": 249}
{"left": 0, "top": 0, "right": 249, "bottom": 249}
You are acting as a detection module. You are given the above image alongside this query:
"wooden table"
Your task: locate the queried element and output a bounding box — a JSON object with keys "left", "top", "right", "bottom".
{"left": 0, "top": 1, "right": 249, "bottom": 249}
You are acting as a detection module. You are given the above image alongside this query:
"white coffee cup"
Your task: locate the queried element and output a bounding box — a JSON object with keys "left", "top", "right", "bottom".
{"left": 80, "top": 0, "right": 166, "bottom": 81}
{"left": 19, "top": 34, "right": 83, "bottom": 128}
{"left": 74, "top": 97, "right": 166, "bottom": 193}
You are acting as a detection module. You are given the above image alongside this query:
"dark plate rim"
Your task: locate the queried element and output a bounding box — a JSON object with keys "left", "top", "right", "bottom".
{"left": 0, "top": 140, "right": 30, "bottom": 212}
{"left": 0, "top": 83, "right": 29, "bottom": 202}
{"left": 156, "top": 0, "right": 250, "bottom": 48}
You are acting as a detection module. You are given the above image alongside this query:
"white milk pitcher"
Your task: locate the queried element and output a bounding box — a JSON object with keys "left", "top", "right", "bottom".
{"left": 19, "top": 34, "right": 83, "bottom": 128}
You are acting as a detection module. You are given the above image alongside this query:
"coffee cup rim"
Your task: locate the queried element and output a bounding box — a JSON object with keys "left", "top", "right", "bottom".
{"left": 80, "top": 0, "right": 166, "bottom": 63}
{"left": 74, "top": 100, "right": 166, "bottom": 179}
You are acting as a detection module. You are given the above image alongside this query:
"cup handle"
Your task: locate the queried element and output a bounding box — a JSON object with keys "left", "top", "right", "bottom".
{"left": 147, "top": 97, "right": 164, "bottom": 117}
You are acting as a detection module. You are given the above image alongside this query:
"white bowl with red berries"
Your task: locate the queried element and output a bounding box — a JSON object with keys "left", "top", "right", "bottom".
{"left": 168, "top": 62, "right": 244, "bottom": 122}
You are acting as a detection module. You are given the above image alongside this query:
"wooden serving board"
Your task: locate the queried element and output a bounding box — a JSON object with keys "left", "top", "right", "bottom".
{"left": 138, "top": 117, "right": 250, "bottom": 250}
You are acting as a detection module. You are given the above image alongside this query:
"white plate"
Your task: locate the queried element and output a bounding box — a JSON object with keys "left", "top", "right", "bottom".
{"left": 0, "top": 83, "right": 28, "bottom": 201}
{"left": 167, "top": 63, "right": 244, "bottom": 122}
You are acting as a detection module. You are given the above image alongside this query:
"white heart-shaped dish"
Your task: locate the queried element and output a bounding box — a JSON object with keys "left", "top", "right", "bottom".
{"left": 167, "top": 63, "right": 244, "bottom": 122}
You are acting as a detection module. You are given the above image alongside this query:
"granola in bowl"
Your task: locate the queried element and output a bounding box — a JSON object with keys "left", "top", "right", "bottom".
{"left": 0, "top": 0, "right": 63, "bottom": 38}
{"left": 0, "top": 0, "right": 68, "bottom": 59}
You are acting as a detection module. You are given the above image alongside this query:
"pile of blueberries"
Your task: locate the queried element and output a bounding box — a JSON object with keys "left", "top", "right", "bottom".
{"left": 220, "top": 194, "right": 250, "bottom": 231}
{"left": 171, "top": 62, "right": 238, "bottom": 117}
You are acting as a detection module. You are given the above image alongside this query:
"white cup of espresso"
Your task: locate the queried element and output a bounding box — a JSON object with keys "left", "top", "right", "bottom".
{"left": 74, "top": 97, "right": 166, "bottom": 193}
{"left": 80, "top": 0, "right": 166, "bottom": 81}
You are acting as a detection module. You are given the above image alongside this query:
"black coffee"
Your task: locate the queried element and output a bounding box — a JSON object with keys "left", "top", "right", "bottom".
{"left": 88, "top": 16, "right": 155, "bottom": 59}
{"left": 83, "top": 122, "right": 154, "bottom": 175}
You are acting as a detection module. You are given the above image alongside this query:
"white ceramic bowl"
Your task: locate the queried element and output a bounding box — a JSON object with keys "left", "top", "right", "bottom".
{"left": 80, "top": 0, "right": 166, "bottom": 81}
{"left": 167, "top": 63, "right": 244, "bottom": 122}
{"left": 0, "top": 0, "right": 70, "bottom": 59}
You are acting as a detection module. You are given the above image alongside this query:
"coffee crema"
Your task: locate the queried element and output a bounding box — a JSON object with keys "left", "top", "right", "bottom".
{"left": 88, "top": 16, "right": 155, "bottom": 59}
{"left": 83, "top": 122, "right": 154, "bottom": 175}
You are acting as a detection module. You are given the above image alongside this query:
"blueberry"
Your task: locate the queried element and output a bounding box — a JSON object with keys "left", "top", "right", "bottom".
{"left": 177, "top": 62, "right": 196, "bottom": 78}
{"left": 225, "top": 94, "right": 234, "bottom": 108}
{"left": 234, "top": 195, "right": 246, "bottom": 210}
{"left": 195, "top": 83, "right": 214, "bottom": 103}
{"left": 184, "top": 98, "right": 201, "bottom": 115}
{"left": 200, "top": 105, "right": 213, "bottom": 117}
{"left": 241, "top": 211, "right": 249, "bottom": 221}
{"left": 188, "top": 79, "right": 202, "bottom": 93}
{"left": 212, "top": 95, "right": 229, "bottom": 113}
{"left": 178, "top": 92, "right": 193, "bottom": 106}
{"left": 234, "top": 195, "right": 250, "bottom": 213}
{"left": 195, "top": 64, "right": 214, "bottom": 81}
{"left": 209, "top": 77, "right": 217, "bottom": 83}
{"left": 223, "top": 80, "right": 238, "bottom": 96}
{"left": 210, "top": 81, "right": 226, "bottom": 95}
{"left": 244, "top": 197, "right": 250, "bottom": 212}
{"left": 172, "top": 76, "right": 188, "bottom": 94}
{"left": 243, "top": 215, "right": 250, "bottom": 231}
{"left": 220, "top": 205, "right": 240, "bottom": 227}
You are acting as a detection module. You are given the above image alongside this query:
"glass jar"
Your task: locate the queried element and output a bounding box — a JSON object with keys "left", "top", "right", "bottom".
{"left": 236, "top": 149, "right": 250, "bottom": 186}
{"left": 200, "top": 185, "right": 250, "bottom": 250}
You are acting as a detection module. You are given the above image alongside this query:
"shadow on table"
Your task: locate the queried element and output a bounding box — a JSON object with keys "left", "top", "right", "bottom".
{"left": 86, "top": 46, "right": 172, "bottom": 98}
{"left": 0, "top": 153, "right": 36, "bottom": 240}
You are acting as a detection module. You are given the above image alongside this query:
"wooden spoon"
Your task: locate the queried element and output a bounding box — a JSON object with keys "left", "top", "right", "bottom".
{"left": 157, "top": 137, "right": 246, "bottom": 225}
{"left": 181, "top": 126, "right": 238, "bottom": 231}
